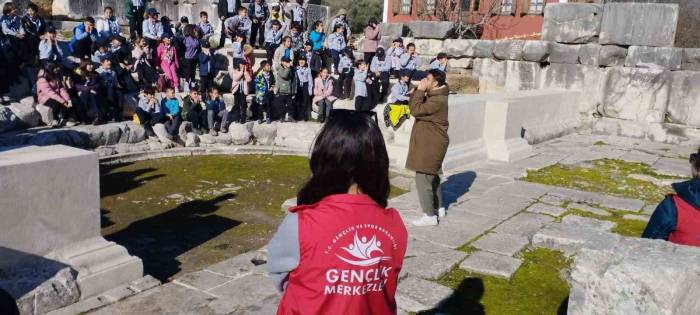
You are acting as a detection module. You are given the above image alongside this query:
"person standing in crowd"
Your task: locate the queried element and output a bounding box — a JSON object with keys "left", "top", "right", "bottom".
{"left": 132, "top": 36, "right": 158, "bottom": 88}
{"left": 387, "top": 38, "right": 404, "bottom": 76}
{"left": 156, "top": 34, "right": 179, "bottom": 92}
{"left": 274, "top": 56, "right": 296, "bottom": 122}
{"left": 231, "top": 32, "right": 245, "bottom": 62}
{"left": 254, "top": 60, "right": 274, "bottom": 124}
{"left": 73, "top": 60, "right": 101, "bottom": 124}
{"left": 198, "top": 40, "right": 214, "bottom": 96}
{"left": 430, "top": 53, "right": 449, "bottom": 73}
{"left": 408, "top": 70, "right": 449, "bottom": 227}
{"left": 268, "top": 109, "right": 407, "bottom": 315}
{"left": 264, "top": 19, "right": 284, "bottom": 64}
{"left": 288, "top": 23, "right": 304, "bottom": 56}
{"left": 136, "top": 86, "right": 162, "bottom": 137}
{"left": 142, "top": 8, "right": 163, "bottom": 48}
{"left": 182, "top": 87, "right": 206, "bottom": 133}
{"left": 218, "top": 0, "right": 242, "bottom": 47}
{"left": 96, "top": 56, "right": 123, "bottom": 122}
{"left": 312, "top": 67, "right": 335, "bottom": 123}
{"left": 96, "top": 6, "right": 121, "bottom": 44}
{"left": 37, "top": 63, "right": 73, "bottom": 127}
{"left": 21, "top": 3, "right": 44, "bottom": 61}
{"left": 327, "top": 24, "right": 346, "bottom": 74}
{"left": 291, "top": 0, "right": 305, "bottom": 31}
{"left": 160, "top": 16, "right": 175, "bottom": 38}
{"left": 38, "top": 25, "right": 63, "bottom": 66}
{"left": 295, "top": 57, "right": 312, "bottom": 121}
{"left": 229, "top": 59, "right": 252, "bottom": 124}
{"left": 308, "top": 20, "right": 325, "bottom": 53}
{"left": 363, "top": 18, "right": 380, "bottom": 64}
{"left": 248, "top": 0, "right": 268, "bottom": 48}
{"left": 1, "top": 2, "right": 26, "bottom": 60}
{"left": 336, "top": 49, "right": 353, "bottom": 100}
{"left": 182, "top": 24, "right": 200, "bottom": 92}
{"left": 302, "top": 40, "right": 321, "bottom": 77}
{"left": 400, "top": 43, "right": 422, "bottom": 79}
{"left": 353, "top": 60, "right": 372, "bottom": 111}
{"left": 370, "top": 47, "right": 391, "bottom": 103}
{"left": 70, "top": 17, "right": 98, "bottom": 59}
{"left": 643, "top": 149, "right": 700, "bottom": 247}
{"left": 243, "top": 43, "right": 255, "bottom": 78}
{"left": 160, "top": 87, "right": 182, "bottom": 138}
{"left": 197, "top": 11, "right": 214, "bottom": 42}
{"left": 273, "top": 36, "right": 294, "bottom": 69}
{"left": 224, "top": 7, "right": 251, "bottom": 45}
{"left": 125, "top": 0, "right": 148, "bottom": 39}
{"left": 328, "top": 9, "right": 351, "bottom": 41}
{"left": 267, "top": 2, "right": 286, "bottom": 24}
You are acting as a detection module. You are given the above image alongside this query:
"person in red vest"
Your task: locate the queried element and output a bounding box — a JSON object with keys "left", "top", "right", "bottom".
{"left": 643, "top": 148, "right": 700, "bottom": 246}
{"left": 267, "top": 109, "right": 408, "bottom": 315}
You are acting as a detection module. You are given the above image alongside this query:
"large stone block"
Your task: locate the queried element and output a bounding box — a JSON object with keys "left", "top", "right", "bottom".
{"left": 493, "top": 40, "right": 525, "bottom": 61}
{"left": 407, "top": 21, "right": 454, "bottom": 39}
{"left": 539, "top": 63, "right": 607, "bottom": 115}
{"left": 542, "top": 3, "right": 603, "bottom": 44}
{"left": 548, "top": 43, "right": 581, "bottom": 64}
{"left": 380, "top": 23, "right": 405, "bottom": 39}
{"left": 600, "top": 67, "right": 671, "bottom": 123}
{"left": 625, "top": 46, "right": 683, "bottom": 71}
{"left": 473, "top": 40, "right": 494, "bottom": 58}
{"left": 443, "top": 39, "right": 477, "bottom": 58}
{"left": 681, "top": 48, "right": 700, "bottom": 71}
{"left": 0, "top": 106, "right": 20, "bottom": 133}
{"left": 667, "top": 71, "right": 700, "bottom": 127}
{"left": 504, "top": 61, "right": 541, "bottom": 91}
{"left": 599, "top": 3, "right": 679, "bottom": 47}
{"left": 473, "top": 58, "right": 506, "bottom": 93}
{"left": 568, "top": 237, "right": 700, "bottom": 315}
{"left": 522, "top": 40, "right": 550, "bottom": 62}
{"left": 413, "top": 39, "right": 444, "bottom": 57}
{"left": 578, "top": 44, "right": 627, "bottom": 67}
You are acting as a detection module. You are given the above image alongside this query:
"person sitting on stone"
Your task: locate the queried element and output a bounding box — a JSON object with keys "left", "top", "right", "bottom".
{"left": 643, "top": 149, "right": 700, "bottom": 246}
{"left": 96, "top": 56, "right": 123, "bottom": 122}
{"left": 390, "top": 70, "right": 412, "bottom": 105}
{"left": 224, "top": 7, "right": 252, "bottom": 45}
{"left": 142, "top": 8, "right": 163, "bottom": 48}
{"left": 96, "top": 6, "right": 122, "bottom": 45}
{"left": 135, "top": 86, "right": 162, "bottom": 138}
{"left": 70, "top": 17, "right": 98, "bottom": 59}
{"left": 73, "top": 59, "right": 101, "bottom": 124}
{"left": 312, "top": 67, "right": 335, "bottom": 123}
{"left": 37, "top": 63, "right": 74, "bottom": 127}
{"left": 160, "top": 86, "right": 182, "bottom": 138}
{"left": 182, "top": 86, "right": 206, "bottom": 134}
{"left": 1, "top": 2, "right": 27, "bottom": 61}
{"left": 205, "top": 86, "right": 225, "bottom": 135}
{"left": 430, "top": 52, "right": 449, "bottom": 73}
{"left": 267, "top": 109, "right": 407, "bottom": 315}
{"left": 399, "top": 43, "right": 422, "bottom": 80}
{"left": 38, "top": 25, "right": 64, "bottom": 67}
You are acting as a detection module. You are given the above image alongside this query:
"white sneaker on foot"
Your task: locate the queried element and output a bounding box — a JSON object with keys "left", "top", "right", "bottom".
{"left": 412, "top": 214, "right": 438, "bottom": 227}
{"left": 438, "top": 207, "right": 446, "bottom": 218}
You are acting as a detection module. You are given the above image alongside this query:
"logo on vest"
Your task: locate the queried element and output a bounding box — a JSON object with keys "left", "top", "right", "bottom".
{"left": 336, "top": 232, "right": 391, "bottom": 266}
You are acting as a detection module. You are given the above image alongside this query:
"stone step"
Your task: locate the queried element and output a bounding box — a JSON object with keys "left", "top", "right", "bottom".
{"left": 458, "top": 250, "right": 523, "bottom": 280}
{"left": 396, "top": 276, "right": 454, "bottom": 313}
{"left": 47, "top": 276, "right": 160, "bottom": 315}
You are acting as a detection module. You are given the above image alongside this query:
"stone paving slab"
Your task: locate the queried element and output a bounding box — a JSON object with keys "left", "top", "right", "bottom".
{"left": 459, "top": 251, "right": 523, "bottom": 279}
{"left": 472, "top": 232, "right": 530, "bottom": 257}
{"left": 454, "top": 192, "right": 534, "bottom": 220}
{"left": 173, "top": 270, "right": 233, "bottom": 292}
{"left": 405, "top": 238, "right": 454, "bottom": 257}
{"left": 400, "top": 249, "right": 467, "bottom": 280}
{"left": 642, "top": 205, "right": 657, "bottom": 215}
{"left": 619, "top": 150, "right": 661, "bottom": 165}
{"left": 532, "top": 218, "right": 621, "bottom": 255}
{"left": 527, "top": 202, "right": 568, "bottom": 217}
{"left": 497, "top": 181, "right": 553, "bottom": 200}
{"left": 547, "top": 187, "right": 645, "bottom": 211}
{"left": 396, "top": 277, "right": 454, "bottom": 313}
{"left": 492, "top": 212, "right": 555, "bottom": 239}
{"left": 562, "top": 215, "right": 616, "bottom": 231}
{"left": 623, "top": 214, "right": 650, "bottom": 222}
{"left": 511, "top": 153, "right": 569, "bottom": 170}
{"left": 569, "top": 203, "right": 612, "bottom": 216}
{"left": 50, "top": 276, "right": 161, "bottom": 315}
{"left": 408, "top": 213, "right": 501, "bottom": 248}
{"left": 652, "top": 157, "right": 690, "bottom": 177}
{"left": 204, "top": 250, "right": 267, "bottom": 279}
{"left": 208, "top": 274, "right": 280, "bottom": 305}
{"left": 455, "top": 175, "right": 515, "bottom": 203}
{"left": 230, "top": 295, "right": 281, "bottom": 315}
{"left": 538, "top": 194, "right": 566, "bottom": 206}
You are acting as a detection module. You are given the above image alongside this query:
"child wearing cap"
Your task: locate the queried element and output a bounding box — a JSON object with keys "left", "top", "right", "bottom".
{"left": 157, "top": 34, "right": 180, "bottom": 92}
{"left": 142, "top": 8, "right": 163, "bottom": 48}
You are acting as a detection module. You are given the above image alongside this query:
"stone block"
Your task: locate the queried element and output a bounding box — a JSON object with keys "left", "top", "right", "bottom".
{"left": 499, "top": 181, "right": 553, "bottom": 200}
{"left": 208, "top": 274, "right": 278, "bottom": 305}
{"left": 532, "top": 220, "right": 621, "bottom": 255}
{"left": 567, "top": 237, "right": 700, "bottom": 315}
{"left": 252, "top": 122, "right": 278, "bottom": 145}
{"left": 9, "top": 101, "right": 41, "bottom": 128}
{"left": 549, "top": 187, "right": 644, "bottom": 212}
{"left": 35, "top": 103, "right": 54, "bottom": 125}
{"left": 4, "top": 262, "right": 80, "bottom": 315}
{"left": 407, "top": 21, "right": 454, "bottom": 39}
{"left": 542, "top": 3, "right": 603, "bottom": 44}
{"left": 456, "top": 193, "right": 532, "bottom": 220}
{"left": 667, "top": 71, "right": 700, "bottom": 127}
{"left": 413, "top": 39, "right": 444, "bottom": 57}
{"left": 473, "top": 40, "right": 494, "bottom": 58}
{"left": 522, "top": 40, "right": 550, "bottom": 62}
{"left": 527, "top": 203, "right": 568, "bottom": 217}
{"left": 578, "top": 43, "right": 627, "bottom": 67}
{"left": 401, "top": 250, "right": 466, "bottom": 280}
{"left": 273, "top": 121, "right": 321, "bottom": 150}
{"left": 599, "top": 3, "right": 679, "bottom": 47}
{"left": 504, "top": 61, "right": 541, "bottom": 91}
{"left": 562, "top": 215, "right": 616, "bottom": 231}
{"left": 600, "top": 67, "right": 671, "bottom": 123}
{"left": 443, "top": 39, "right": 476, "bottom": 58}
{"left": 0, "top": 106, "right": 20, "bottom": 133}
{"left": 449, "top": 58, "right": 473, "bottom": 69}
{"left": 459, "top": 251, "right": 522, "bottom": 279}
{"left": 625, "top": 46, "right": 683, "bottom": 71}
{"left": 652, "top": 157, "right": 689, "bottom": 177}
{"left": 493, "top": 40, "right": 524, "bottom": 61}
{"left": 472, "top": 233, "right": 529, "bottom": 257}
{"left": 380, "top": 23, "right": 405, "bottom": 39}
{"left": 622, "top": 214, "right": 649, "bottom": 222}
{"left": 569, "top": 203, "right": 611, "bottom": 216}
{"left": 681, "top": 48, "right": 700, "bottom": 71}
{"left": 396, "top": 277, "right": 453, "bottom": 312}
{"left": 473, "top": 58, "right": 506, "bottom": 93}
{"left": 548, "top": 43, "right": 581, "bottom": 64}
{"left": 408, "top": 212, "right": 500, "bottom": 249}
{"left": 174, "top": 270, "right": 233, "bottom": 291}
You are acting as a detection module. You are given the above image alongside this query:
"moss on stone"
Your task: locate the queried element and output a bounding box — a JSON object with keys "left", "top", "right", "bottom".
{"left": 564, "top": 208, "right": 648, "bottom": 238}
{"left": 593, "top": 140, "right": 607, "bottom": 146}
{"left": 430, "top": 248, "right": 571, "bottom": 315}
{"left": 524, "top": 159, "right": 682, "bottom": 205}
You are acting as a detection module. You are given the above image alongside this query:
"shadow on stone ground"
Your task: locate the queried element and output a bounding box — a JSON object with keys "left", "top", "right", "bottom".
{"left": 105, "top": 194, "right": 240, "bottom": 281}
{"left": 442, "top": 171, "right": 477, "bottom": 209}
{"left": 100, "top": 164, "right": 165, "bottom": 198}
{"left": 421, "top": 277, "right": 485, "bottom": 315}
{"left": 557, "top": 296, "right": 569, "bottom": 315}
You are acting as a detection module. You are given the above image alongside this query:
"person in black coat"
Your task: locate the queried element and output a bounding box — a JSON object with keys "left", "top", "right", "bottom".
{"left": 21, "top": 3, "right": 45, "bottom": 64}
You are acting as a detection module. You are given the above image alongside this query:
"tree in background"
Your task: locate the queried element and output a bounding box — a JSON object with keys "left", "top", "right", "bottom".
{"left": 322, "top": 0, "right": 382, "bottom": 34}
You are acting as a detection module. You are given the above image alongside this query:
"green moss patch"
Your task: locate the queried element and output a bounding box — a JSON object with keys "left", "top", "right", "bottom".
{"left": 428, "top": 248, "right": 571, "bottom": 315}
{"left": 564, "top": 208, "right": 647, "bottom": 237}
{"left": 524, "top": 159, "right": 682, "bottom": 205}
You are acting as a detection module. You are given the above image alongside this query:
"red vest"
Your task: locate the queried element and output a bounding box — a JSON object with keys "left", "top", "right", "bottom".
{"left": 277, "top": 194, "right": 408, "bottom": 315}
{"left": 669, "top": 195, "right": 700, "bottom": 246}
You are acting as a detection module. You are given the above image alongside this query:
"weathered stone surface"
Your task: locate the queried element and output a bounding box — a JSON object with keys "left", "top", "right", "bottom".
{"left": 174, "top": 270, "right": 232, "bottom": 292}
{"left": 185, "top": 132, "right": 199, "bottom": 147}
{"left": 449, "top": 58, "right": 473, "bottom": 69}
{"left": 408, "top": 212, "right": 500, "bottom": 249}
{"left": 9, "top": 100, "right": 41, "bottom": 128}
{"left": 443, "top": 39, "right": 476, "bottom": 58}
{"left": 473, "top": 58, "right": 505, "bottom": 93}
{"left": 568, "top": 237, "right": 700, "bottom": 315}
{"left": 459, "top": 251, "right": 522, "bottom": 279}
{"left": 569, "top": 203, "right": 612, "bottom": 216}
{"left": 532, "top": 216, "right": 620, "bottom": 255}
{"left": 252, "top": 122, "right": 278, "bottom": 145}
{"left": 527, "top": 202, "right": 568, "bottom": 217}
{"left": 578, "top": 43, "right": 627, "bottom": 67}
{"left": 625, "top": 46, "right": 683, "bottom": 70}
{"left": 681, "top": 48, "right": 700, "bottom": 71}
{"left": 473, "top": 40, "right": 494, "bottom": 58}
{"left": 178, "top": 121, "right": 191, "bottom": 142}
{"left": 414, "top": 39, "right": 444, "bottom": 57}
{"left": 472, "top": 232, "right": 529, "bottom": 257}
{"left": 504, "top": 61, "right": 541, "bottom": 91}
{"left": 0, "top": 106, "right": 20, "bottom": 133}
{"left": 522, "top": 40, "right": 550, "bottom": 62}
{"left": 652, "top": 157, "right": 689, "bottom": 177}
{"left": 456, "top": 192, "right": 532, "bottom": 220}
{"left": 667, "top": 71, "right": 700, "bottom": 127}
{"left": 599, "top": 3, "right": 679, "bottom": 47}
{"left": 407, "top": 21, "right": 454, "bottom": 39}
{"left": 600, "top": 67, "right": 670, "bottom": 123}
{"left": 542, "top": 3, "right": 603, "bottom": 44}
{"left": 380, "top": 23, "right": 405, "bottom": 39}
{"left": 548, "top": 43, "right": 581, "bottom": 64}
{"left": 36, "top": 103, "right": 54, "bottom": 125}
{"left": 493, "top": 212, "right": 555, "bottom": 239}
{"left": 151, "top": 123, "right": 174, "bottom": 144}
{"left": 228, "top": 122, "right": 252, "bottom": 145}
{"left": 273, "top": 121, "right": 320, "bottom": 150}
{"left": 401, "top": 249, "right": 466, "bottom": 280}
{"left": 622, "top": 214, "right": 649, "bottom": 222}
{"left": 493, "top": 40, "right": 524, "bottom": 61}
{"left": 548, "top": 187, "right": 645, "bottom": 212}
{"left": 5, "top": 265, "right": 80, "bottom": 315}
{"left": 396, "top": 276, "right": 453, "bottom": 312}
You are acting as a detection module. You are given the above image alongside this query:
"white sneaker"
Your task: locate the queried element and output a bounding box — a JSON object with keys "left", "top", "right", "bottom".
{"left": 438, "top": 207, "right": 446, "bottom": 218}
{"left": 412, "top": 214, "right": 438, "bottom": 227}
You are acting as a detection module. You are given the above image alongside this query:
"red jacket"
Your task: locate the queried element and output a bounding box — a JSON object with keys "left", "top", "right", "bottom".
{"left": 277, "top": 194, "right": 408, "bottom": 315}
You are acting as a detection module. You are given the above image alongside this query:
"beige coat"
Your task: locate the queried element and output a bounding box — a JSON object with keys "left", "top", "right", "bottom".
{"left": 405, "top": 85, "right": 450, "bottom": 175}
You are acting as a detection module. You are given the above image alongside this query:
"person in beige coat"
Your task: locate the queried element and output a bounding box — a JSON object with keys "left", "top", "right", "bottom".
{"left": 406, "top": 69, "right": 450, "bottom": 226}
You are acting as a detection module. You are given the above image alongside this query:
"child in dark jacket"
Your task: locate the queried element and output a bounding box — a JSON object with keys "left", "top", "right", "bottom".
{"left": 198, "top": 41, "right": 214, "bottom": 97}
{"left": 182, "top": 88, "right": 206, "bottom": 133}
{"left": 205, "top": 86, "right": 225, "bottom": 135}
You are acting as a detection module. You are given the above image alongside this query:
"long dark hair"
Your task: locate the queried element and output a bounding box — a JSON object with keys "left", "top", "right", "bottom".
{"left": 297, "top": 110, "right": 390, "bottom": 207}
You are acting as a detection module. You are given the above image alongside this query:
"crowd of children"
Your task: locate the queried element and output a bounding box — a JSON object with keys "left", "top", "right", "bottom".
{"left": 0, "top": 1, "right": 451, "bottom": 140}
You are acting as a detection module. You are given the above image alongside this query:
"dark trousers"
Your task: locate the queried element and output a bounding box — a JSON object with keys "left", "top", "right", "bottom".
{"left": 129, "top": 6, "right": 146, "bottom": 39}
{"left": 316, "top": 98, "right": 333, "bottom": 122}
{"left": 233, "top": 89, "right": 247, "bottom": 123}
{"left": 218, "top": 13, "right": 235, "bottom": 49}
{"left": 163, "top": 114, "right": 181, "bottom": 136}
{"left": 330, "top": 49, "right": 341, "bottom": 72}
{"left": 100, "top": 86, "right": 122, "bottom": 120}
{"left": 185, "top": 109, "right": 206, "bottom": 129}
{"left": 296, "top": 82, "right": 310, "bottom": 121}
{"left": 136, "top": 107, "right": 163, "bottom": 134}
{"left": 364, "top": 52, "right": 375, "bottom": 64}
{"left": 200, "top": 74, "right": 213, "bottom": 96}
{"left": 74, "top": 38, "right": 93, "bottom": 59}
{"left": 265, "top": 43, "right": 279, "bottom": 64}
{"left": 256, "top": 93, "right": 273, "bottom": 120}
{"left": 378, "top": 72, "right": 390, "bottom": 103}
{"left": 355, "top": 95, "right": 370, "bottom": 112}
{"left": 276, "top": 94, "right": 293, "bottom": 119}
{"left": 338, "top": 71, "right": 353, "bottom": 99}
{"left": 250, "top": 21, "right": 265, "bottom": 47}
{"left": 44, "top": 98, "right": 73, "bottom": 121}
{"left": 181, "top": 58, "right": 197, "bottom": 85}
